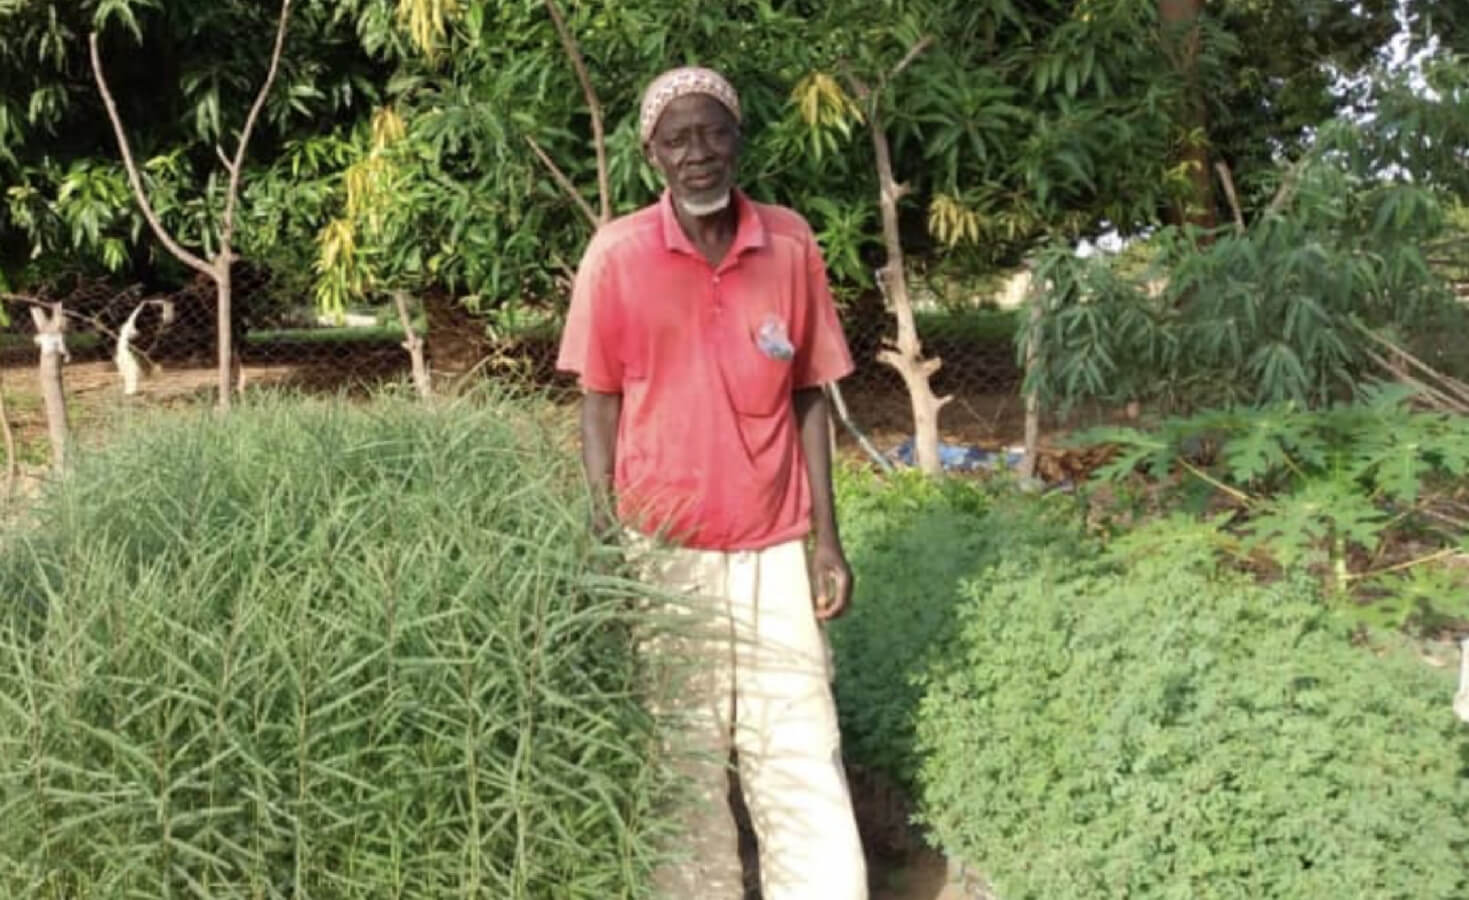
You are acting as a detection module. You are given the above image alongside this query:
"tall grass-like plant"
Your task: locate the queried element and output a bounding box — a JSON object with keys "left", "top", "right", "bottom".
{"left": 0, "top": 391, "right": 670, "bottom": 898}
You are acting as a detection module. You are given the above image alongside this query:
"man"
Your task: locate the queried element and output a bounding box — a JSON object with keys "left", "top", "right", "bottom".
{"left": 555, "top": 67, "right": 868, "bottom": 899}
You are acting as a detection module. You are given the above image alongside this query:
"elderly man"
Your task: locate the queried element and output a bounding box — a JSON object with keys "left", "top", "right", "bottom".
{"left": 556, "top": 67, "right": 868, "bottom": 899}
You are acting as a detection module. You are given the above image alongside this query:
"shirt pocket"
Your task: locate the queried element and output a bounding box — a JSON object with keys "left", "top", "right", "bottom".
{"left": 717, "top": 310, "right": 793, "bottom": 417}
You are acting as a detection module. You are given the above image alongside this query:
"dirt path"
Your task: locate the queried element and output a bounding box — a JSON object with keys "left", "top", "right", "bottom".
{"left": 871, "top": 849, "right": 974, "bottom": 900}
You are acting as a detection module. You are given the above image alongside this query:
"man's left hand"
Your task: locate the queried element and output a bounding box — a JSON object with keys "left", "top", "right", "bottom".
{"left": 810, "top": 537, "right": 853, "bottom": 621}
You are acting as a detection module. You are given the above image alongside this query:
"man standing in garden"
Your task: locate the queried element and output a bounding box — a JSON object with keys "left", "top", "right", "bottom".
{"left": 556, "top": 67, "right": 868, "bottom": 899}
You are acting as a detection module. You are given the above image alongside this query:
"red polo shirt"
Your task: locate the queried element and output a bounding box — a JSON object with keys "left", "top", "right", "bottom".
{"left": 556, "top": 190, "right": 854, "bottom": 550}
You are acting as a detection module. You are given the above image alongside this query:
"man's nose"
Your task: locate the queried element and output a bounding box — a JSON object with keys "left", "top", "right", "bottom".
{"left": 685, "top": 129, "right": 716, "bottom": 161}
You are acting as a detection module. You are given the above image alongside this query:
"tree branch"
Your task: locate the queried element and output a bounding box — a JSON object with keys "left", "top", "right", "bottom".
{"left": 525, "top": 135, "right": 600, "bottom": 229}
{"left": 1362, "top": 346, "right": 1469, "bottom": 414}
{"left": 544, "top": 0, "right": 609, "bottom": 225}
{"left": 1356, "top": 320, "right": 1469, "bottom": 407}
{"left": 824, "top": 381, "right": 893, "bottom": 473}
{"left": 222, "top": 0, "right": 293, "bottom": 250}
{"left": 1214, "top": 161, "right": 1245, "bottom": 235}
{"left": 883, "top": 35, "right": 935, "bottom": 91}
{"left": 89, "top": 32, "right": 213, "bottom": 277}
{"left": 1265, "top": 153, "right": 1310, "bottom": 218}
{"left": 1344, "top": 547, "right": 1459, "bottom": 582}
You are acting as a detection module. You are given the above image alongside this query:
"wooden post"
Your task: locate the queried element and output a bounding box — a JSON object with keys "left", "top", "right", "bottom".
{"left": 0, "top": 367, "right": 17, "bottom": 499}
{"left": 1019, "top": 300, "right": 1043, "bottom": 481}
{"left": 394, "top": 291, "right": 433, "bottom": 400}
{"left": 30, "top": 304, "right": 70, "bottom": 474}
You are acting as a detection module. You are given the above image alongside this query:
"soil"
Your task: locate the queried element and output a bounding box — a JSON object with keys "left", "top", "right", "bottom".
{"left": 732, "top": 760, "right": 990, "bottom": 900}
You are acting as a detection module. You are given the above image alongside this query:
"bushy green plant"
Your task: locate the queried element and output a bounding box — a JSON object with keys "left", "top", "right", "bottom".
{"left": 1082, "top": 386, "right": 1469, "bottom": 632}
{"left": 915, "top": 541, "right": 1469, "bottom": 899}
{"left": 830, "top": 467, "right": 1082, "bottom": 783}
{"left": 1021, "top": 48, "right": 1469, "bottom": 413}
{"left": 0, "top": 392, "right": 670, "bottom": 898}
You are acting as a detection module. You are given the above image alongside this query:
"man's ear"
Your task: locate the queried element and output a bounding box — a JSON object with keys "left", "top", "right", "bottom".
{"left": 644, "top": 143, "right": 665, "bottom": 176}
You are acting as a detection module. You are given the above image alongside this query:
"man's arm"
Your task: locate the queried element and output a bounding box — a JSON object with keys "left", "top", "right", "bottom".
{"left": 581, "top": 389, "right": 622, "bottom": 539}
{"left": 795, "top": 385, "right": 852, "bottom": 620}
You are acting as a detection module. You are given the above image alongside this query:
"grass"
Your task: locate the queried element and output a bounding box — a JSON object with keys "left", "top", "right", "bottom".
{"left": 912, "top": 307, "right": 1019, "bottom": 345}
{"left": 245, "top": 324, "right": 407, "bottom": 345}
{"left": 0, "top": 332, "right": 104, "bottom": 352}
{"left": 0, "top": 388, "right": 676, "bottom": 898}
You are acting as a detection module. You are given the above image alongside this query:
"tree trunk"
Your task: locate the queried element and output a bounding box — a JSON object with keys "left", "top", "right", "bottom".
{"left": 864, "top": 99, "right": 950, "bottom": 476}
{"left": 29, "top": 304, "right": 69, "bottom": 474}
{"left": 1019, "top": 300, "right": 1043, "bottom": 480}
{"left": 394, "top": 291, "right": 433, "bottom": 400}
{"left": 0, "top": 368, "right": 17, "bottom": 499}
{"left": 1160, "top": 0, "right": 1216, "bottom": 230}
{"left": 215, "top": 263, "right": 233, "bottom": 411}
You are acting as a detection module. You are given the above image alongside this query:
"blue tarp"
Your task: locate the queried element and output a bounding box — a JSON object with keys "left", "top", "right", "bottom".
{"left": 890, "top": 439, "right": 1025, "bottom": 472}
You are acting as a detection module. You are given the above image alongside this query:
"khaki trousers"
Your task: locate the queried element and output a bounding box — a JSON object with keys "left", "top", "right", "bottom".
{"left": 634, "top": 536, "right": 868, "bottom": 900}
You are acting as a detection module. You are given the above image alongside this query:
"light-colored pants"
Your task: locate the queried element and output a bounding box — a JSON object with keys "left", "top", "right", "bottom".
{"left": 633, "top": 536, "right": 868, "bottom": 899}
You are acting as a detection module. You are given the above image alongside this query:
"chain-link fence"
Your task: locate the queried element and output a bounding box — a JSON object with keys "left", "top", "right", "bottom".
{"left": 0, "top": 269, "right": 1069, "bottom": 478}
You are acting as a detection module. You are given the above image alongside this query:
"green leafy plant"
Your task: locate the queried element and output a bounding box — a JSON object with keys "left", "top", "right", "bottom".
{"left": 0, "top": 391, "right": 672, "bottom": 898}
{"left": 1081, "top": 386, "right": 1469, "bottom": 632}
{"left": 1020, "top": 48, "right": 1469, "bottom": 413}
{"left": 830, "top": 466, "right": 1081, "bottom": 783}
{"left": 915, "top": 542, "right": 1469, "bottom": 900}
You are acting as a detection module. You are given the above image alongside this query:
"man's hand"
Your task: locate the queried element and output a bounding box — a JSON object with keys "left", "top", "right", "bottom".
{"left": 795, "top": 386, "right": 851, "bottom": 620}
{"left": 810, "top": 536, "right": 853, "bottom": 621}
{"left": 581, "top": 389, "right": 621, "bottom": 542}
{"left": 589, "top": 506, "right": 620, "bottom": 546}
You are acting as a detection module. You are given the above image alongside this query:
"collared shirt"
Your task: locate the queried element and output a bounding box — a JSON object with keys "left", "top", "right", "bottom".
{"left": 556, "top": 190, "right": 855, "bottom": 550}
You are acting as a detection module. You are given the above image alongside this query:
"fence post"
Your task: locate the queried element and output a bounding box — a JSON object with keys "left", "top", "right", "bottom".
{"left": 30, "top": 303, "right": 70, "bottom": 474}
{"left": 0, "top": 368, "right": 16, "bottom": 499}
{"left": 1019, "top": 299, "right": 1042, "bottom": 481}
{"left": 393, "top": 291, "right": 433, "bottom": 400}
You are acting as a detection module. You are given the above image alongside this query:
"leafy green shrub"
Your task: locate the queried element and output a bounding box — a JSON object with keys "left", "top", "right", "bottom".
{"left": 1021, "top": 110, "right": 1466, "bottom": 412}
{"left": 1083, "top": 386, "right": 1469, "bottom": 632}
{"left": 0, "top": 392, "right": 668, "bottom": 898}
{"left": 916, "top": 539, "right": 1469, "bottom": 899}
{"left": 831, "top": 468, "right": 1083, "bottom": 783}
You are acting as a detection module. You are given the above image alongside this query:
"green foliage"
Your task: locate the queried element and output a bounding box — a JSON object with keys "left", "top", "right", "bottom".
{"left": 0, "top": 0, "right": 382, "bottom": 286}
{"left": 0, "top": 392, "right": 670, "bottom": 898}
{"left": 830, "top": 466, "right": 1081, "bottom": 783}
{"left": 912, "top": 306, "right": 1018, "bottom": 346}
{"left": 1082, "top": 387, "right": 1469, "bottom": 632}
{"left": 306, "top": 0, "right": 1408, "bottom": 314}
{"left": 1022, "top": 48, "right": 1469, "bottom": 412}
{"left": 5, "top": 0, "right": 1461, "bottom": 331}
{"left": 915, "top": 542, "right": 1469, "bottom": 899}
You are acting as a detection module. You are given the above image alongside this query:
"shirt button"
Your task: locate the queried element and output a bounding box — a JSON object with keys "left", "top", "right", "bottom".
{"left": 712, "top": 275, "right": 721, "bottom": 285}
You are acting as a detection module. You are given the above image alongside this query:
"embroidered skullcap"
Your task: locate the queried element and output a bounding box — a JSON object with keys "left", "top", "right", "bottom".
{"left": 638, "top": 66, "right": 742, "bottom": 144}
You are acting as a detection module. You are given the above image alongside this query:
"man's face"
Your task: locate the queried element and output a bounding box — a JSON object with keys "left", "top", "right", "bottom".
{"left": 646, "top": 94, "right": 741, "bottom": 214}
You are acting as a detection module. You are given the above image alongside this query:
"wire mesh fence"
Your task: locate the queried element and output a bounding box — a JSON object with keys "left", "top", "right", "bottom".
{"left": 0, "top": 270, "right": 1086, "bottom": 479}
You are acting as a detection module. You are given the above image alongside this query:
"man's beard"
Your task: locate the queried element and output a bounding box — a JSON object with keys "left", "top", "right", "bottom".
{"left": 676, "top": 189, "right": 732, "bottom": 218}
